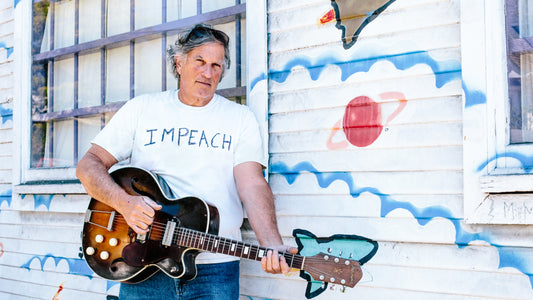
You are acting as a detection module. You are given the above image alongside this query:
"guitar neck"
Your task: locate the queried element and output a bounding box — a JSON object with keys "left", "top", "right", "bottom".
{"left": 175, "top": 227, "right": 304, "bottom": 270}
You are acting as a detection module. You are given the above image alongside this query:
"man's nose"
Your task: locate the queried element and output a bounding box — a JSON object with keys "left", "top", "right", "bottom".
{"left": 202, "top": 66, "right": 214, "bottom": 78}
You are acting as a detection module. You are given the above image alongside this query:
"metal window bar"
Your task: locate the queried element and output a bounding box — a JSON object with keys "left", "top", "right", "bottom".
{"left": 100, "top": 0, "right": 106, "bottom": 129}
{"left": 48, "top": 1, "right": 55, "bottom": 166}
{"left": 33, "top": 3, "right": 246, "bottom": 123}
{"left": 130, "top": 0, "right": 135, "bottom": 99}
{"left": 162, "top": 0, "right": 167, "bottom": 91}
{"left": 74, "top": 0, "right": 79, "bottom": 164}
{"left": 235, "top": 0, "right": 242, "bottom": 104}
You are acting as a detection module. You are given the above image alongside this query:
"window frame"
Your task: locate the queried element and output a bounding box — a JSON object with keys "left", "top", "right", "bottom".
{"left": 14, "top": 0, "right": 268, "bottom": 189}
{"left": 462, "top": 0, "right": 533, "bottom": 224}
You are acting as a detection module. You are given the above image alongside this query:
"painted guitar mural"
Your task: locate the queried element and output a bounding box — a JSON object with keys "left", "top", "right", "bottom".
{"left": 81, "top": 167, "right": 378, "bottom": 298}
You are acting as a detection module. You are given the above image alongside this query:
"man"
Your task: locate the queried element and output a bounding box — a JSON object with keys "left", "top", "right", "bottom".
{"left": 76, "top": 24, "right": 297, "bottom": 299}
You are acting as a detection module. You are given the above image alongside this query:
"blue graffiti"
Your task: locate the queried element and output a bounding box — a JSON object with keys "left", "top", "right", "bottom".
{"left": 21, "top": 254, "right": 94, "bottom": 278}
{"left": 271, "top": 161, "right": 533, "bottom": 287}
{"left": 107, "top": 281, "right": 120, "bottom": 292}
{"left": 0, "top": 41, "right": 13, "bottom": 59}
{"left": 0, "top": 189, "right": 12, "bottom": 212}
{"left": 463, "top": 83, "right": 487, "bottom": 108}
{"left": 0, "top": 104, "right": 13, "bottom": 125}
{"left": 14, "top": 0, "right": 21, "bottom": 8}
{"left": 20, "top": 194, "right": 56, "bottom": 210}
{"left": 477, "top": 152, "right": 533, "bottom": 172}
{"left": 251, "top": 49, "right": 461, "bottom": 92}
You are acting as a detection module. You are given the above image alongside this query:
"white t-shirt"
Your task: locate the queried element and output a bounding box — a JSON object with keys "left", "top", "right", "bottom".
{"left": 92, "top": 90, "right": 266, "bottom": 264}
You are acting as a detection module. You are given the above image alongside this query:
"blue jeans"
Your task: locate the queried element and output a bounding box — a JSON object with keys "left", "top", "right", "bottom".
{"left": 119, "top": 261, "right": 240, "bottom": 300}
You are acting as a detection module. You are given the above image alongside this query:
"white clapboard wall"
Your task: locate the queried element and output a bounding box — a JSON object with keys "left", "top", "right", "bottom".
{"left": 1, "top": 0, "right": 533, "bottom": 299}
{"left": 239, "top": 0, "right": 533, "bottom": 299}
{"left": 0, "top": 0, "right": 14, "bottom": 294}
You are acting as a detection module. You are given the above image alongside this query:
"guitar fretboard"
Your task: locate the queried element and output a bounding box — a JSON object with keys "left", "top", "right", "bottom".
{"left": 173, "top": 227, "right": 304, "bottom": 270}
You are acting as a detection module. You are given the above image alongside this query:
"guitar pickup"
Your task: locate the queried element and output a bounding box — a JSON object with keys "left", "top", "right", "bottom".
{"left": 162, "top": 220, "right": 177, "bottom": 247}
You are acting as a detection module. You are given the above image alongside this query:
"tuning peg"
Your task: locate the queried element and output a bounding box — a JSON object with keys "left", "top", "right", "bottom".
{"left": 349, "top": 253, "right": 353, "bottom": 258}
{"left": 328, "top": 248, "right": 332, "bottom": 253}
{"left": 341, "top": 286, "right": 346, "bottom": 293}
{"left": 329, "top": 284, "right": 336, "bottom": 291}
{"left": 339, "top": 250, "right": 342, "bottom": 256}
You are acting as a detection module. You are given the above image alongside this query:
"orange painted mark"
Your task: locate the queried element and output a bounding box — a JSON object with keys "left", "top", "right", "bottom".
{"left": 326, "top": 119, "right": 349, "bottom": 150}
{"left": 52, "top": 282, "right": 66, "bottom": 300}
{"left": 0, "top": 242, "right": 4, "bottom": 258}
{"left": 319, "top": 8, "right": 336, "bottom": 25}
{"left": 380, "top": 92, "right": 407, "bottom": 125}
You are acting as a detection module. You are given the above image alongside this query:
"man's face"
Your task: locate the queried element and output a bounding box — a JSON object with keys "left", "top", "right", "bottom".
{"left": 175, "top": 42, "right": 225, "bottom": 106}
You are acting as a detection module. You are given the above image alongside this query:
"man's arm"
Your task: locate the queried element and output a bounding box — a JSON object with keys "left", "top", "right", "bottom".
{"left": 76, "top": 144, "right": 161, "bottom": 234}
{"left": 234, "top": 161, "right": 297, "bottom": 274}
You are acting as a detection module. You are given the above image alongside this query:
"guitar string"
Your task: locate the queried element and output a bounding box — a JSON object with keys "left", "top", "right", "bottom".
{"left": 91, "top": 211, "right": 351, "bottom": 284}
{"left": 100, "top": 211, "right": 305, "bottom": 266}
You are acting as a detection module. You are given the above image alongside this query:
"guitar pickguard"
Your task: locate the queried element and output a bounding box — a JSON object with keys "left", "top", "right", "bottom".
{"left": 81, "top": 167, "right": 220, "bottom": 283}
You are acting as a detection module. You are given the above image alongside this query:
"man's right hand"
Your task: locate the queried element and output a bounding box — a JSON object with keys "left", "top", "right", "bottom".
{"left": 118, "top": 195, "right": 162, "bottom": 234}
{"left": 77, "top": 144, "right": 162, "bottom": 235}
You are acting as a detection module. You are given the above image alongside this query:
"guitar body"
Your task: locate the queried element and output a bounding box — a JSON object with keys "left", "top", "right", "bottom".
{"left": 82, "top": 167, "right": 373, "bottom": 297}
{"left": 81, "top": 167, "right": 220, "bottom": 283}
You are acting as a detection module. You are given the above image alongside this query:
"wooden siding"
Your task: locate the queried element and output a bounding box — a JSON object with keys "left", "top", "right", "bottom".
{"left": 238, "top": 0, "right": 533, "bottom": 299}
{"left": 1, "top": 0, "right": 533, "bottom": 299}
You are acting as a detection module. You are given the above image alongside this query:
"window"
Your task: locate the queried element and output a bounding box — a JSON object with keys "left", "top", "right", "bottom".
{"left": 507, "top": 0, "right": 533, "bottom": 144}
{"left": 462, "top": 0, "right": 533, "bottom": 224}
{"left": 17, "top": 0, "right": 253, "bottom": 183}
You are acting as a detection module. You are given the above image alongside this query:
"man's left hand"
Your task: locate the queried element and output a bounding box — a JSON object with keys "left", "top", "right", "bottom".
{"left": 261, "top": 245, "right": 299, "bottom": 274}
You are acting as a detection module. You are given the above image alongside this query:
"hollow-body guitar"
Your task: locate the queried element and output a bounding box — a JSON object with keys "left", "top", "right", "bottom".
{"left": 81, "top": 167, "right": 363, "bottom": 288}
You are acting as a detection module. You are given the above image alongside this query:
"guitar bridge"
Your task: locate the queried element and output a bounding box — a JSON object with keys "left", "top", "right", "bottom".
{"left": 162, "top": 220, "right": 177, "bottom": 247}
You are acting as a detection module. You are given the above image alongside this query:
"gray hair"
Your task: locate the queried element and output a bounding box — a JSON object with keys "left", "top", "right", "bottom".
{"left": 167, "top": 24, "right": 231, "bottom": 80}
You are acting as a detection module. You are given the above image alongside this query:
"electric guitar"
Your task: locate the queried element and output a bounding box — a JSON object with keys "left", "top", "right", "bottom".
{"left": 81, "top": 167, "right": 363, "bottom": 288}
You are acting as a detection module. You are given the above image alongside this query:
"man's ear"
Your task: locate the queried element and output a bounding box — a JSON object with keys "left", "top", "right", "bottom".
{"left": 174, "top": 56, "right": 182, "bottom": 75}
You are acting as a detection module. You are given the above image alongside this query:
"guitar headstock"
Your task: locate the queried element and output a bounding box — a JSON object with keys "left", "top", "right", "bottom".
{"left": 302, "top": 252, "right": 362, "bottom": 288}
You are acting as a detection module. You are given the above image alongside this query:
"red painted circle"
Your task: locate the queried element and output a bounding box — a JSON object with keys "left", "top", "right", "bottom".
{"left": 342, "top": 96, "right": 383, "bottom": 147}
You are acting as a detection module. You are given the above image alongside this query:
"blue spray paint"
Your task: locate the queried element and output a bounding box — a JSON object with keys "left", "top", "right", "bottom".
{"left": 0, "top": 189, "right": 12, "bottom": 213}
{"left": 477, "top": 152, "right": 533, "bottom": 172}
{"left": 23, "top": 194, "right": 56, "bottom": 210}
{"left": 107, "top": 281, "right": 120, "bottom": 292}
{"left": 0, "top": 41, "right": 13, "bottom": 59}
{"left": 463, "top": 82, "right": 487, "bottom": 108}
{"left": 251, "top": 50, "right": 461, "bottom": 92}
{"left": 271, "top": 161, "right": 533, "bottom": 287}
{"left": 21, "top": 254, "right": 94, "bottom": 278}
{"left": 0, "top": 104, "right": 13, "bottom": 125}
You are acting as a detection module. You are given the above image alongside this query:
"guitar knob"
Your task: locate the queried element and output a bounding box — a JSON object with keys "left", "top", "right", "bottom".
{"left": 95, "top": 234, "right": 104, "bottom": 243}
{"left": 100, "top": 251, "right": 110, "bottom": 260}
{"left": 345, "top": 260, "right": 350, "bottom": 265}
{"left": 109, "top": 238, "right": 118, "bottom": 246}
{"left": 319, "top": 275, "right": 325, "bottom": 280}
{"left": 330, "top": 277, "right": 335, "bottom": 283}
{"left": 85, "top": 247, "right": 95, "bottom": 256}
{"left": 324, "top": 255, "right": 329, "bottom": 260}
{"left": 334, "top": 257, "right": 339, "bottom": 263}
{"left": 341, "top": 279, "right": 346, "bottom": 285}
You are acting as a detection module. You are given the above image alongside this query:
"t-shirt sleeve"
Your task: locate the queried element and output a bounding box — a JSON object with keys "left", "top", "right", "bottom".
{"left": 233, "top": 107, "right": 267, "bottom": 168}
{"left": 91, "top": 99, "right": 139, "bottom": 162}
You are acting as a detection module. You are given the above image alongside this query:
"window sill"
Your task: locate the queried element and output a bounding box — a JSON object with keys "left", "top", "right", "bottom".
{"left": 467, "top": 174, "right": 533, "bottom": 225}
{"left": 14, "top": 181, "right": 86, "bottom": 195}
